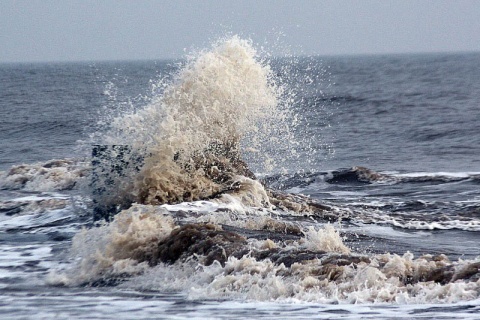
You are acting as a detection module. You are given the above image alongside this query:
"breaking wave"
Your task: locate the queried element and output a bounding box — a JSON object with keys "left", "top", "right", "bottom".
{"left": 90, "top": 36, "right": 299, "bottom": 211}
{"left": 44, "top": 36, "right": 480, "bottom": 305}
{"left": 0, "top": 159, "right": 87, "bottom": 192}
{"left": 48, "top": 203, "right": 480, "bottom": 304}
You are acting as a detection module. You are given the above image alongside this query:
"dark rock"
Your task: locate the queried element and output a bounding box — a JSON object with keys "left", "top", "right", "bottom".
{"left": 147, "top": 223, "right": 248, "bottom": 266}
{"left": 452, "top": 262, "right": 480, "bottom": 282}
{"left": 266, "top": 250, "right": 328, "bottom": 268}
{"left": 267, "top": 189, "right": 343, "bottom": 221}
{"left": 321, "top": 254, "right": 371, "bottom": 266}
{"left": 91, "top": 145, "right": 144, "bottom": 221}
{"left": 420, "top": 265, "right": 455, "bottom": 285}
{"left": 326, "top": 166, "right": 385, "bottom": 184}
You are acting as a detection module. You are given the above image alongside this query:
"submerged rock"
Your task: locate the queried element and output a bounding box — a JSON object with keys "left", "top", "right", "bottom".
{"left": 326, "top": 166, "right": 387, "bottom": 184}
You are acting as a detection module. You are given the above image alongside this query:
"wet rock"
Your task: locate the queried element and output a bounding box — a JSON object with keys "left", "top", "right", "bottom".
{"left": 419, "top": 265, "right": 455, "bottom": 284}
{"left": 265, "top": 250, "right": 328, "bottom": 268}
{"left": 147, "top": 223, "right": 248, "bottom": 266}
{"left": 221, "top": 224, "right": 302, "bottom": 241}
{"left": 452, "top": 262, "right": 480, "bottom": 282}
{"left": 326, "top": 166, "right": 386, "bottom": 184}
{"left": 267, "top": 189, "right": 344, "bottom": 221}
{"left": 193, "top": 140, "right": 257, "bottom": 182}
{"left": 321, "top": 254, "right": 371, "bottom": 266}
{"left": 145, "top": 222, "right": 373, "bottom": 274}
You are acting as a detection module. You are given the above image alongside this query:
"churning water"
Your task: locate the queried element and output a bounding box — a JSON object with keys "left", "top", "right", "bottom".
{"left": 1, "top": 37, "right": 480, "bottom": 319}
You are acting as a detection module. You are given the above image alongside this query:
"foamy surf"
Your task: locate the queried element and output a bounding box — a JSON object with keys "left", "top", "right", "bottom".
{"left": 0, "top": 159, "right": 88, "bottom": 192}
{"left": 0, "top": 36, "right": 476, "bottom": 314}
{"left": 48, "top": 200, "right": 480, "bottom": 305}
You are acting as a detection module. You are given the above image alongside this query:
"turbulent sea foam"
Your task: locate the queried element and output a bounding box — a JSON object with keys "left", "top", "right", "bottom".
{"left": 43, "top": 37, "right": 480, "bottom": 305}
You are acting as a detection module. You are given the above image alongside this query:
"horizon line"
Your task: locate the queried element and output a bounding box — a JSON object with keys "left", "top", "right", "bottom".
{"left": 1, "top": 49, "right": 479, "bottom": 65}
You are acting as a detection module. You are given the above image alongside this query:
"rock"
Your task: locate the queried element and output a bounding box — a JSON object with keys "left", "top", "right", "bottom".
{"left": 147, "top": 223, "right": 248, "bottom": 266}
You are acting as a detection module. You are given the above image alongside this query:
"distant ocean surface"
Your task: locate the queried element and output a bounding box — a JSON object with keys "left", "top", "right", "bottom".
{"left": 1, "top": 39, "right": 480, "bottom": 319}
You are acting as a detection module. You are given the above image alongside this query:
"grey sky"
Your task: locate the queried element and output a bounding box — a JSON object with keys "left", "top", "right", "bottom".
{"left": 1, "top": 0, "right": 480, "bottom": 62}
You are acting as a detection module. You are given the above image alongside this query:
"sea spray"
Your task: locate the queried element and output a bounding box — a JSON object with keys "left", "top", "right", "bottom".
{"left": 94, "top": 36, "right": 299, "bottom": 208}
{"left": 47, "top": 37, "right": 480, "bottom": 306}
{"left": 48, "top": 204, "right": 175, "bottom": 286}
{"left": 302, "top": 225, "right": 350, "bottom": 254}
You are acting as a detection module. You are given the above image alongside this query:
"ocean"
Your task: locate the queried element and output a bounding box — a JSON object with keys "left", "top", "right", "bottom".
{"left": 1, "top": 37, "right": 479, "bottom": 319}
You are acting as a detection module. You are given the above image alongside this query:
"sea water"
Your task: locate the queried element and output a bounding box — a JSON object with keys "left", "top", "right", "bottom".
{"left": 1, "top": 38, "right": 480, "bottom": 319}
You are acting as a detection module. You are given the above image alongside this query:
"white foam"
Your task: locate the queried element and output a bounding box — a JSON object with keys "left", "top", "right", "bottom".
{"left": 0, "top": 159, "right": 87, "bottom": 192}
{"left": 301, "top": 225, "right": 350, "bottom": 254}
{"left": 121, "top": 252, "right": 480, "bottom": 305}
{"left": 37, "top": 188, "right": 480, "bottom": 309}
{"left": 47, "top": 204, "right": 175, "bottom": 286}
{"left": 326, "top": 191, "right": 368, "bottom": 197}
{"left": 51, "top": 199, "right": 480, "bottom": 305}
{"left": 393, "top": 172, "right": 480, "bottom": 179}
{"left": 161, "top": 200, "right": 220, "bottom": 213}
{"left": 353, "top": 210, "right": 480, "bottom": 231}
{"left": 11, "top": 195, "right": 55, "bottom": 202}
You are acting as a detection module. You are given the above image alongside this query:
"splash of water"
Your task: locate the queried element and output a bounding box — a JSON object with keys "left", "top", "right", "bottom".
{"left": 96, "top": 36, "right": 297, "bottom": 207}
{"left": 46, "top": 36, "right": 480, "bottom": 307}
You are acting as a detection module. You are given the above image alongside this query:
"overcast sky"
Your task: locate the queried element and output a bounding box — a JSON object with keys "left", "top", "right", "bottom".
{"left": 1, "top": 0, "right": 480, "bottom": 63}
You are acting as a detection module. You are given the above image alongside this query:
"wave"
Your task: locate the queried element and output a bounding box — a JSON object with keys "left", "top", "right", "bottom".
{"left": 262, "top": 166, "right": 388, "bottom": 191}
{"left": 3, "top": 157, "right": 478, "bottom": 232}
{"left": 0, "top": 159, "right": 88, "bottom": 192}
{"left": 350, "top": 208, "right": 480, "bottom": 231}
{"left": 261, "top": 167, "right": 480, "bottom": 231}
{"left": 47, "top": 202, "right": 480, "bottom": 304}
{"left": 0, "top": 194, "right": 69, "bottom": 217}
{"left": 87, "top": 36, "right": 301, "bottom": 212}
{"left": 390, "top": 171, "right": 480, "bottom": 183}
{"left": 264, "top": 167, "right": 480, "bottom": 190}
{"left": 40, "top": 37, "right": 480, "bottom": 305}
